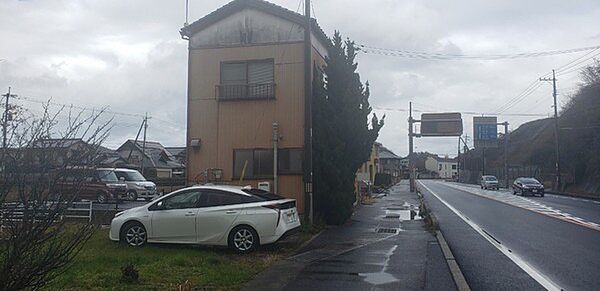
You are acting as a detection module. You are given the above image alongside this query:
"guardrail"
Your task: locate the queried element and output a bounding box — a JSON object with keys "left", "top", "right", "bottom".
{"left": 0, "top": 201, "right": 93, "bottom": 226}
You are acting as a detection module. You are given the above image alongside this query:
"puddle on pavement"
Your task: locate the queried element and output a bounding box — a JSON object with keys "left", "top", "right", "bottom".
{"left": 385, "top": 209, "right": 423, "bottom": 221}
{"left": 359, "top": 245, "right": 399, "bottom": 285}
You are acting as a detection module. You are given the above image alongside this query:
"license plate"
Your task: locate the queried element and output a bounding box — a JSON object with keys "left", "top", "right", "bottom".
{"left": 532, "top": 190, "right": 538, "bottom": 193}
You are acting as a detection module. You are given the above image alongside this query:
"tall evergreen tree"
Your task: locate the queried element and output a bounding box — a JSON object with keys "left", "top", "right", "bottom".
{"left": 313, "top": 31, "right": 384, "bottom": 225}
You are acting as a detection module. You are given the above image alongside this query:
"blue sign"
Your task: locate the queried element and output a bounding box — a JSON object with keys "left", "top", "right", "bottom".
{"left": 475, "top": 124, "right": 497, "bottom": 140}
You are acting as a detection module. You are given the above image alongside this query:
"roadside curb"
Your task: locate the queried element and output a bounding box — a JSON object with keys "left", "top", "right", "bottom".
{"left": 546, "top": 190, "right": 600, "bottom": 202}
{"left": 418, "top": 184, "right": 471, "bottom": 291}
{"left": 436, "top": 230, "right": 471, "bottom": 291}
{"left": 292, "top": 229, "right": 325, "bottom": 255}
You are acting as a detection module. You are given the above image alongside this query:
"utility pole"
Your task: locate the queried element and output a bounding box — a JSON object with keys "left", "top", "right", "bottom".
{"left": 408, "top": 102, "right": 415, "bottom": 192}
{"left": 303, "top": 0, "right": 314, "bottom": 224}
{"left": 141, "top": 113, "right": 148, "bottom": 176}
{"left": 482, "top": 147, "right": 486, "bottom": 176}
{"left": 540, "top": 70, "right": 561, "bottom": 190}
{"left": 457, "top": 136, "right": 461, "bottom": 182}
{"left": 499, "top": 121, "right": 509, "bottom": 188}
{"left": 2, "top": 87, "right": 17, "bottom": 173}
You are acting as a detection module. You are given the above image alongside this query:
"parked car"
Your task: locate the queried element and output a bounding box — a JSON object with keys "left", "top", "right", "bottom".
{"left": 114, "top": 168, "right": 157, "bottom": 201}
{"left": 512, "top": 177, "right": 545, "bottom": 197}
{"left": 53, "top": 167, "right": 127, "bottom": 203}
{"left": 480, "top": 175, "right": 499, "bottom": 190}
{"left": 109, "top": 185, "right": 301, "bottom": 253}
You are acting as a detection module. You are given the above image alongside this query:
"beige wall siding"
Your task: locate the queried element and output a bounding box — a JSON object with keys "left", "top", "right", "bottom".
{"left": 187, "top": 42, "right": 312, "bottom": 211}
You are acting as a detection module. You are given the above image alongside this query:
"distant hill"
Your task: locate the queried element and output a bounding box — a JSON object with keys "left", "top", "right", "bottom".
{"left": 486, "top": 63, "right": 600, "bottom": 196}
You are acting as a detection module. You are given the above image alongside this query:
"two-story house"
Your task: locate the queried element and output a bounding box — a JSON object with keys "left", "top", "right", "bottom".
{"left": 180, "top": 0, "right": 330, "bottom": 214}
{"left": 425, "top": 155, "right": 458, "bottom": 179}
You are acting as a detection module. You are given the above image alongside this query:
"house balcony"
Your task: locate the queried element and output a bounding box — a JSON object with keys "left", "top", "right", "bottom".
{"left": 216, "top": 83, "right": 275, "bottom": 101}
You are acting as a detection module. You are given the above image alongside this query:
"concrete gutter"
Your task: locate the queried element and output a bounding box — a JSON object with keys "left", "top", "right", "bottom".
{"left": 418, "top": 186, "right": 471, "bottom": 291}
{"left": 436, "top": 230, "right": 471, "bottom": 291}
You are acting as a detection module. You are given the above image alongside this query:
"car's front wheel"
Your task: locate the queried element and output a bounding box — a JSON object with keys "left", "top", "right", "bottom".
{"left": 122, "top": 222, "right": 147, "bottom": 247}
{"left": 126, "top": 190, "right": 138, "bottom": 201}
{"left": 229, "top": 225, "right": 259, "bottom": 254}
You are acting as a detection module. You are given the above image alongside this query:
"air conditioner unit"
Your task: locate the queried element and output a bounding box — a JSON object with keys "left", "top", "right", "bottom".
{"left": 258, "top": 181, "right": 271, "bottom": 192}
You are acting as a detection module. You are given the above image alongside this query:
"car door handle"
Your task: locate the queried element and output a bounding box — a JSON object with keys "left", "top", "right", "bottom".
{"left": 185, "top": 212, "right": 195, "bottom": 216}
{"left": 225, "top": 210, "right": 238, "bottom": 214}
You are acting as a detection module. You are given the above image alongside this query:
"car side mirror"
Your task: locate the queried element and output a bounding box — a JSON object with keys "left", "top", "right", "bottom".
{"left": 119, "top": 177, "right": 125, "bottom": 181}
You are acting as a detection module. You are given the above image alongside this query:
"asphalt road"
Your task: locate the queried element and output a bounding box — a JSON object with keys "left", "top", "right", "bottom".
{"left": 419, "top": 180, "right": 600, "bottom": 291}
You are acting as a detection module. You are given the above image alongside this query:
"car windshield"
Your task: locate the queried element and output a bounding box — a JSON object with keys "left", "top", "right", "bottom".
{"left": 241, "top": 189, "right": 285, "bottom": 201}
{"left": 120, "top": 171, "right": 146, "bottom": 182}
{"left": 522, "top": 178, "right": 540, "bottom": 184}
{"left": 97, "top": 170, "right": 118, "bottom": 182}
{"left": 485, "top": 176, "right": 497, "bottom": 181}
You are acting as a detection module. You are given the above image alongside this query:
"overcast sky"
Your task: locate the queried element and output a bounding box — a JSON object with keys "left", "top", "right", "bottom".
{"left": 1, "top": 0, "right": 599, "bottom": 156}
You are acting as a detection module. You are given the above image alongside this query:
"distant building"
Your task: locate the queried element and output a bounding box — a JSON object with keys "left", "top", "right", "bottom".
{"left": 116, "top": 140, "right": 185, "bottom": 178}
{"left": 377, "top": 145, "right": 403, "bottom": 179}
{"left": 357, "top": 142, "right": 380, "bottom": 184}
{"left": 425, "top": 156, "right": 458, "bottom": 179}
{"left": 26, "top": 138, "right": 128, "bottom": 169}
{"left": 165, "top": 147, "right": 186, "bottom": 166}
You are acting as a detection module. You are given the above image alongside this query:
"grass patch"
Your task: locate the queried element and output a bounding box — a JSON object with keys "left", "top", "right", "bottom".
{"left": 47, "top": 228, "right": 302, "bottom": 290}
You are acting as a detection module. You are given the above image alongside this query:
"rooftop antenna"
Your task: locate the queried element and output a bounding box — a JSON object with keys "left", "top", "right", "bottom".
{"left": 184, "top": 0, "right": 189, "bottom": 26}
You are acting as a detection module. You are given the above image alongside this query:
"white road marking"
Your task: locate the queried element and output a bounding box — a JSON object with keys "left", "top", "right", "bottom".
{"left": 438, "top": 181, "right": 600, "bottom": 231}
{"left": 419, "top": 181, "right": 562, "bottom": 291}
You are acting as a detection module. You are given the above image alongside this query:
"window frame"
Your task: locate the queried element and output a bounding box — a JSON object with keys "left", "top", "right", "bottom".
{"left": 233, "top": 148, "right": 304, "bottom": 179}
{"left": 218, "top": 58, "right": 275, "bottom": 101}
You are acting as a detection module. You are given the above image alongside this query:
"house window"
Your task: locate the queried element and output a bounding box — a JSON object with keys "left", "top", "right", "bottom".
{"left": 234, "top": 148, "right": 303, "bottom": 178}
{"left": 218, "top": 59, "right": 275, "bottom": 100}
{"left": 234, "top": 149, "right": 273, "bottom": 178}
{"left": 438, "top": 164, "right": 442, "bottom": 171}
{"left": 279, "top": 149, "right": 303, "bottom": 174}
{"left": 452, "top": 164, "right": 457, "bottom": 170}
{"left": 234, "top": 150, "right": 254, "bottom": 178}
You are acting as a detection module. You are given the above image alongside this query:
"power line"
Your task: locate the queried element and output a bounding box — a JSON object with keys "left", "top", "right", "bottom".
{"left": 358, "top": 44, "right": 600, "bottom": 60}
{"left": 15, "top": 96, "right": 145, "bottom": 118}
{"left": 497, "top": 82, "right": 543, "bottom": 114}
{"left": 371, "top": 106, "right": 548, "bottom": 117}
{"left": 555, "top": 48, "right": 600, "bottom": 72}
{"left": 491, "top": 49, "right": 599, "bottom": 114}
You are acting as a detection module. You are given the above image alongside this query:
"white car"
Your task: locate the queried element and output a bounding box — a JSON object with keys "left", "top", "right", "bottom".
{"left": 109, "top": 185, "right": 301, "bottom": 253}
{"left": 113, "top": 168, "right": 157, "bottom": 201}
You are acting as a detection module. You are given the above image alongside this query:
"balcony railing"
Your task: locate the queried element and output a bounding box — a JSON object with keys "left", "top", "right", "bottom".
{"left": 216, "top": 83, "right": 275, "bottom": 100}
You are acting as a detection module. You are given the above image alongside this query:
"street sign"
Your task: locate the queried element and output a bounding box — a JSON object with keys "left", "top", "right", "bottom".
{"left": 420, "top": 113, "right": 463, "bottom": 137}
{"left": 473, "top": 116, "right": 498, "bottom": 148}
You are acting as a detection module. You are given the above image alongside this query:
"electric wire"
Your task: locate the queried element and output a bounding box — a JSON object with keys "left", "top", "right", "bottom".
{"left": 358, "top": 44, "right": 600, "bottom": 60}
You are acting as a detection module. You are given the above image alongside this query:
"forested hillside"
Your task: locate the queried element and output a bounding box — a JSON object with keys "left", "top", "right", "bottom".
{"left": 490, "top": 60, "right": 600, "bottom": 195}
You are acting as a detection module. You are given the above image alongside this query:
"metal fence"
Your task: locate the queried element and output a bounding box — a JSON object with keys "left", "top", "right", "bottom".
{"left": 0, "top": 201, "right": 93, "bottom": 226}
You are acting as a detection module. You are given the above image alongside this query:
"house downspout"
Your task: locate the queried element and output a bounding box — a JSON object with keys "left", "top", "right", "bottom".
{"left": 273, "top": 122, "right": 279, "bottom": 194}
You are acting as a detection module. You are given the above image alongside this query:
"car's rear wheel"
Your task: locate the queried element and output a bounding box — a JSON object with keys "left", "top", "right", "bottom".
{"left": 229, "top": 225, "right": 258, "bottom": 254}
{"left": 126, "top": 190, "right": 138, "bottom": 201}
{"left": 122, "top": 222, "right": 147, "bottom": 247}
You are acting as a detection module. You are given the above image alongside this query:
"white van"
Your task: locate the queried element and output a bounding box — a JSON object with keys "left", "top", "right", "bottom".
{"left": 114, "top": 168, "right": 158, "bottom": 201}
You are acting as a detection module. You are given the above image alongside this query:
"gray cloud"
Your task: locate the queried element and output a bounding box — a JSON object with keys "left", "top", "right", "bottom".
{"left": 1, "top": 0, "right": 599, "bottom": 156}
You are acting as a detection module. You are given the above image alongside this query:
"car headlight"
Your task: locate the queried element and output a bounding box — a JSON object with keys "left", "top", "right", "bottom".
{"left": 114, "top": 211, "right": 124, "bottom": 218}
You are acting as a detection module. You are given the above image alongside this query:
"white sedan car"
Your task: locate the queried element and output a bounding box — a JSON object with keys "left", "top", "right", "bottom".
{"left": 109, "top": 185, "right": 301, "bottom": 253}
